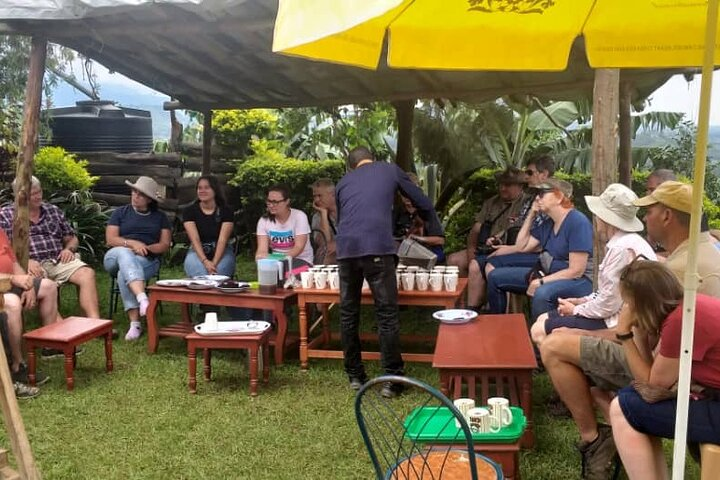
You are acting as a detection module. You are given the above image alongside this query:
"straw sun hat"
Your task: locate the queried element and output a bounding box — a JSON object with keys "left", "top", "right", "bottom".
{"left": 125, "top": 176, "right": 163, "bottom": 201}
{"left": 585, "top": 183, "right": 643, "bottom": 232}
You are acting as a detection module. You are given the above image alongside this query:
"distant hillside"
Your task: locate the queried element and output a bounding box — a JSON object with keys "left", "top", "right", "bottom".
{"left": 634, "top": 125, "right": 720, "bottom": 160}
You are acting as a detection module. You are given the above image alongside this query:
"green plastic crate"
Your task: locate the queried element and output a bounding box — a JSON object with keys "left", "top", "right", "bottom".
{"left": 404, "top": 406, "right": 526, "bottom": 444}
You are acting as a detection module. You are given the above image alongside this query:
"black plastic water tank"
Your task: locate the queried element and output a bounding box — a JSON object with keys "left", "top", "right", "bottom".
{"left": 43, "top": 100, "right": 153, "bottom": 153}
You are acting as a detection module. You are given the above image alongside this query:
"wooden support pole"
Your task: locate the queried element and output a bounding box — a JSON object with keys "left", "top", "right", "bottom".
{"left": 202, "top": 110, "right": 213, "bottom": 175}
{"left": 591, "top": 69, "right": 620, "bottom": 282}
{"left": 13, "top": 37, "right": 47, "bottom": 271}
{"left": 393, "top": 100, "right": 415, "bottom": 172}
{"left": 618, "top": 80, "right": 633, "bottom": 187}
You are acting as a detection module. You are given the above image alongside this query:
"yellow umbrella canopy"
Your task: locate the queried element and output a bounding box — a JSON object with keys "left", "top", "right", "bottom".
{"left": 274, "top": 0, "right": 719, "bottom": 70}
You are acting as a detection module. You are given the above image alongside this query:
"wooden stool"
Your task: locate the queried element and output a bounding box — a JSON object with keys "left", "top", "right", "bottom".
{"left": 185, "top": 330, "right": 271, "bottom": 397}
{"left": 701, "top": 443, "right": 720, "bottom": 480}
{"left": 23, "top": 317, "right": 113, "bottom": 391}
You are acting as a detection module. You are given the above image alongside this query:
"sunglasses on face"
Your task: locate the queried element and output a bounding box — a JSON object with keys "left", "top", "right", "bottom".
{"left": 266, "top": 199, "right": 287, "bottom": 206}
{"left": 536, "top": 189, "right": 554, "bottom": 198}
{"left": 525, "top": 169, "right": 538, "bottom": 176}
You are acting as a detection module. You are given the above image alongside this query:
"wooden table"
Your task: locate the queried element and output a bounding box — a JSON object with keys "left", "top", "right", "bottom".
{"left": 23, "top": 316, "right": 113, "bottom": 391}
{"left": 433, "top": 314, "right": 537, "bottom": 449}
{"left": 146, "top": 285, "right": 297, "bottom": 365}
{"left": 185, "top": 330, "right": 271, "bottom": 397}
{"left": 296, "top": 278, "right": 467, "bottom": 369}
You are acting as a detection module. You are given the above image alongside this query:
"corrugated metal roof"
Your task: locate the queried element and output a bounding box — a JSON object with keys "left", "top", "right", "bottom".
{"left": 0, "top": 0, "right": 686, "bottom": 110}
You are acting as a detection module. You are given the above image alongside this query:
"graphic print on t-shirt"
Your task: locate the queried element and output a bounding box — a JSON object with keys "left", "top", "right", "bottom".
{"left": 269, "top": 229, "right": 295, "bottom": 251}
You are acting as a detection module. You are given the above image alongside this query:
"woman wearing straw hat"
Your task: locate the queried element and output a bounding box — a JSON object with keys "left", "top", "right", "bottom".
{"left": 530, "top": 183, "right": 657, "bottom": 345}
{"left": 104, "top": 176, "right": 172, "bottom": 341}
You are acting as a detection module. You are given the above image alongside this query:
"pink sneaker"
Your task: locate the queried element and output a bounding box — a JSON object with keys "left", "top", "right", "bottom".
{"left": 125, "top": 326, "right": 143, "bottom": 341}
{"left": 139, "top": 299, "right": 150, "bottom": 317}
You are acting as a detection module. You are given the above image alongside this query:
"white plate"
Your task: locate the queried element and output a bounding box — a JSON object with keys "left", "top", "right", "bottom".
{"left": 156, "top": 279, "right": 191, "bottom": 287}
{"left": 194, "top": 321, "right": 271, "bottom": 336}
{"left": 187, "top": 280, "right": 217, "bottom": 290}
{"left": 215, "top": 287, "right": 250, "bottom": 294}
{"left": 194, "top": 275, "right": 230, "bottom": 282}
{"left": 432, "top": 309, "right": 478, "bottom": 324}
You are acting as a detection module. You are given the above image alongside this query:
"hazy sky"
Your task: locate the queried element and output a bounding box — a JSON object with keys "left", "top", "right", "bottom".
{"left": 84, "top": 61, "right": 720, "bottom": 125}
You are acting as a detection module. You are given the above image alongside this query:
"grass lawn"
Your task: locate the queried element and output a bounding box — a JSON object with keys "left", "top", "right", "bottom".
{"left": 2, "top": 260, "right": 701, "bottom": 479}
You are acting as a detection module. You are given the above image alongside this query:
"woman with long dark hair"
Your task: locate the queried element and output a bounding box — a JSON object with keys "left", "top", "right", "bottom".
{"left": 182, "top": 175, "right": 235, "bottom": 278}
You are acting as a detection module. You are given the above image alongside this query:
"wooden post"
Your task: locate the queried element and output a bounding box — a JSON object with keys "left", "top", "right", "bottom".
{"left": 13, "top": 37, "right": 47, "bottom": 271}
{"left": 591, "top": 69, "right": 620, "bottom": 282}
{"left": 392, "top": 100, "right": 414, "bottom": 172}
{"left": 618, "top": 80, "right": 633, "bottom": 187}
{"left": 202, "top": 110, "right": 213, "bottom": 175}
{"left": 0, "top": 274, "right": 39, "bottom": 480}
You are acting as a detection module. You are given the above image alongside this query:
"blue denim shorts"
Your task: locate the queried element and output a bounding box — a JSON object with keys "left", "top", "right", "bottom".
{"left": 618, "top": 385, "right": 720, "bottom": 444}
{"left": 545, "top": 308, "right": 608, "bottom": 334}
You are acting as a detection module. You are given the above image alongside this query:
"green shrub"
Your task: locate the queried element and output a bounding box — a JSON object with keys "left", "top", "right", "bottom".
{"left": 229, "top": 140, "right": 344, "bottom": 248}
{"left": 29, "top": 146, "right": 97, "bottom": 192}
{"left": 47, "top": 190, "right": 110, "bottom": 264}
{"left": 440, "top": 169, "right": 719, "bottom": 253}
{"left": 212, "top": 109, "right": 278, "bottom": 156}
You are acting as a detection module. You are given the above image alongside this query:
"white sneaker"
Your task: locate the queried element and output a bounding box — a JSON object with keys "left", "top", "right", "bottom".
{"left": 125, "top": 326, "right": 143, "bottom": 341}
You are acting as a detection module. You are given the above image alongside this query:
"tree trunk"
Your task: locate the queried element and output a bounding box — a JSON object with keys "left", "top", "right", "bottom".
{"left": 393, "top": 100, "right": 414, "bottom": 172}
{"left": 202, "top": 110, "right": 213, "bottom": 175}
{"left": 618, "top": 80, "right": 633, "bottom": 187}
{"left": 591, "top": 69, "right": 620, "bottom": 284}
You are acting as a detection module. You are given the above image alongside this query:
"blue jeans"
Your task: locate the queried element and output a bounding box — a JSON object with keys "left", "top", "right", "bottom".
{"left": 487, "top": 266, "right": 592, "bottom": 320}
{"left": 339, "top": 255, "right": 404, "bottom": 379}
{"left": 104, "top": 247, "right": 160, "bottom": 311}
{"left": 184, "top": 248, "right": 236, "bottom": 278}
{"left": 486, "top": 252, "right": 540, "bottom": 269}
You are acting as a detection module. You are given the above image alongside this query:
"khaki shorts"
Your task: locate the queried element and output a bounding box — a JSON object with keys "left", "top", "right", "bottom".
{"left": 41, "top": 255, "right": 88, "bottom": 285}
{"left": 579, "top": 336, "right": 633, "bottom": 391}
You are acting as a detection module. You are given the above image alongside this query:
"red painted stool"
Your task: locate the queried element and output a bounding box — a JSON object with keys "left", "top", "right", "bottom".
{"left": 23, "top": 317, "right": 113, "bottom": 391}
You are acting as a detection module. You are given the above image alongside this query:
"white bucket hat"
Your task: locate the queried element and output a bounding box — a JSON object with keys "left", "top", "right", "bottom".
{"left": 585, "top": 183, "right": 643, "bottom": 232}
{"left": 125, "top": 176, "right": 163, "bottom": 201}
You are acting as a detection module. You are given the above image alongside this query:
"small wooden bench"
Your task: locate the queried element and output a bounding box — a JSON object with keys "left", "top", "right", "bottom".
{"left": 185, "top": 329, "right": 271, "bottom": 397}
{"left": 23, "top": 317, "right": 113, "bottom": 391}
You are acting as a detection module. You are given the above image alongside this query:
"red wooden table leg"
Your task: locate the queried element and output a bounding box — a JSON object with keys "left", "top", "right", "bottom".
{"left": 262, "top": 342, "right": 270, "bottom": 384}
{"left": 298, "top": 298, "right": 308, "bottom": 370}
{"left": 273, "top": 306, "right": 288, "bottom": 365}
{"left": 146, "top": 296, "right": 160, "bottom": 353}
{"left": 203, "top": 349, "right": 211, "bottom": 381}
{"left": 27, "top": 345, "right": 37, "bottom": 386}
{"left": 105, "top": 331, "right": 114, "bottom": 372}
{"left": 249, "top": 345, "right": 259, "bottom": 397}
{"left": 188, "top": 344, "right": 197, "bottom": 394}
{"left": 64, "top": 352, "right": 75, "bottom": 391}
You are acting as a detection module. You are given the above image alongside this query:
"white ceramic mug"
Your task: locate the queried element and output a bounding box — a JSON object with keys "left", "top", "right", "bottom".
{"left": 400, "top": 272, "right": 415, "bottom": 291}
{"left": 467, "top": 407, "right": 500, "bottom": 434}
{"left": 487, "top": 397, "right": 513, "bottom": 427}
{"left": 415, "top": 271, "right": 430, "bottom": 291}
{"left": 443, "top": 273, "right": 459, "bottom": 291}
{"left": 328, "top": 271, "right": 340, "bottom": 290}
{"left": 453, "top": 398, "right": 476, "bottom": 428}
{"left": 433, "top": 266, "right": 446, "bottom": 273}
{"left": 407, "top": 266, "right": 420, "bottom": 273}
{"left": 204, "top": 312, "right": 218, "bottom": 331}
{"left": 314, "top": 271, "right": 328, "bottom": 289}
{"left": 300, "top": 271, "right": 314, "bottom": 289}
{"left": 429, "top": 273, "right": 443, "bottom": 292}
{"left": 445, "top": 266, "right": 460, "bottom": 274}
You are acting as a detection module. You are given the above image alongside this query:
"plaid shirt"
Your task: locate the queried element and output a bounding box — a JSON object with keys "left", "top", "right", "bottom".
{"left": 0, "top": 203, "right": 75, "bottom": 262}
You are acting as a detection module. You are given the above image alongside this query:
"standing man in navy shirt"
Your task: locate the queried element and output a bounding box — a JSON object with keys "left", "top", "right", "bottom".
{"left": 335, "top": 147, "right": 441, "bottom": 397}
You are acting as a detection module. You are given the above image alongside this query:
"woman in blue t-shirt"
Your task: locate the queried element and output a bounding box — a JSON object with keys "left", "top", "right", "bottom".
{"left": 104, "top": 176, "right": 172, "bottom": 341}
{"left": 486, "top": 178, "right": 593, "bottom": 321}
{"left": 182, "top": 175, "right": 235, "bottom": 278}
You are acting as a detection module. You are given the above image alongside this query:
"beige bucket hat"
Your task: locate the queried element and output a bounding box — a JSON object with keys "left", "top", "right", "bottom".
{"left": 125, "top": 176, "right": 163, "bottom": 201}
{"left": 585, "top": 183, "right": 643, "bottom": 232}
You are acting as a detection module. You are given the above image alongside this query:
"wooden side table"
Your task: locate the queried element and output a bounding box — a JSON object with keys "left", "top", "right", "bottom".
{"left": 433, "top": 314, "right": 537, "bottom": 449}
{"left": 185, "top": 330, "right": 271, "bottom": 397}
{"left": 23, "top": 317, "right": 113, "bottom": 391}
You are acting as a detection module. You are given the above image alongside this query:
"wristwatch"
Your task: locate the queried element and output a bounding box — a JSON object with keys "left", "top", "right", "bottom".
{"left": 616, "top": 331, "right": 634, "bottom": 341}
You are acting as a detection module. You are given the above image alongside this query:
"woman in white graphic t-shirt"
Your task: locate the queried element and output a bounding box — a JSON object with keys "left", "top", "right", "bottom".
{"left": 255, "top": 184, "right": 314, "bottom": 268}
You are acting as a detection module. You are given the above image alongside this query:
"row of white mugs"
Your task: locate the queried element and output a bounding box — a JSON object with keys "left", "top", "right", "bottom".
{"left": 299, "top": 265, "right": 459, "bottom": 291}
{"left": 454, "top": 397, "right": 514, "bottom": 434}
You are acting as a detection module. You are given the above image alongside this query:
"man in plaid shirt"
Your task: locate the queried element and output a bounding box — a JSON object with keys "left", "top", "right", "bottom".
{"left": 0, "top": 176, "right": 99, "bottom": 321}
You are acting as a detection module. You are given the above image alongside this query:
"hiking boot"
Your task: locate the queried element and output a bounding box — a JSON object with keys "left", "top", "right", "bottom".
{"left": 12, "top": 363, "right": 49, "bottom": 386}
{"left": 577, "top": 424, "right": 618, "bottom": 480}
{"left": 41, "top": 347, "right": 84, "bottom": 359}
{"left": 349, "top": 376, "right": 368, "bottom": 391}
{"left": 13, "top": 382, "right": 40, "bottom": 400}
{"left": 380, "top": 381, "right": 405, "bottom": 399}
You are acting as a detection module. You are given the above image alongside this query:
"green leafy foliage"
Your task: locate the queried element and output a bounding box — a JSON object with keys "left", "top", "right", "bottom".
{"left": 229, "top": 139, "right": 345, "bottom": 247}
{"left": 47, "top": 190, "right": 110, "bottom": 264}
{"left": 212, "top": 109, "right": 278, "bottom": 156}
{"left": 30, "top": 146, "right": 98, "bottom": 192}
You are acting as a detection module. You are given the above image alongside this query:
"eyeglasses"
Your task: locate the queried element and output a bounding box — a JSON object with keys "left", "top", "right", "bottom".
{"left": 525, "top": 169, "right": 538, "bottom": 176}
{"left": 266, "top": 199, "right": 287, "bottom": 206}
{"left": 536, "top": 189, "right": 554, "bottom": 198}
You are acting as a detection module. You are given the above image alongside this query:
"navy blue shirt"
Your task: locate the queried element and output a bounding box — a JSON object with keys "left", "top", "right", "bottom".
{"left": 108, "top": 205, "right": 172, "bottom": 246}
{"left": 335, "top": 162, "right": 439, "bottom": 259}
{"left": 530, "top": 209, "right": 594, "bottom": 277}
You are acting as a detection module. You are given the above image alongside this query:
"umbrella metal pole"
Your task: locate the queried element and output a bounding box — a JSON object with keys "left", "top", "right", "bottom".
{"left": 671, "top": 1, "right": 719, "bottom": 478}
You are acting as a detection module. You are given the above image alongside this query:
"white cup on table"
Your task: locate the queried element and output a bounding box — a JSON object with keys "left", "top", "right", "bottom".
{"left": 443, "top": 273, "right": 459, "bottom": 291}
{"left": 429, "top": 273, "right": 443, "bottom": 292}
{"left": 314, "top": 271, "right": 328, "bottom": 289}
{"left": 453, "top": 398, "right": 475, "bottom": 428}
{"left": 300, "top": 271, "right": 314, "bottom": 289}
{"left": 204, "top": 312, "right": 218, "bottom": 331}
{"left": 400, "top": 272, "right": 415, "bottom": 291}
{"left": 328, "top": 271, "right": 340, "bottom": 290}
{"left": 467, "top": 407, "right": 500, "bottom": 434}
{"left": 415, "top": 271, "right": 430, "bottom": 291}
{"left": 487, "top": 397, "right": 513, "bottom": 427}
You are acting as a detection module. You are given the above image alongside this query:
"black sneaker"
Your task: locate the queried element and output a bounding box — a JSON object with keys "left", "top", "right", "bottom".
{"left": 577, "top": 424, "right": 618, "bottom": 480}
{"left": 349, "top": 376, "right": 368, "bottom": 391}
{"left": 41, "top": 347, "right": 84, "bottom": 359}
{"left": 380, "top": 381, "right": 405, "bottom": 399}
{"left": 13, "top": 382, "right": 40, "bottom": 400}
{"left": 12, "top": 363, "right": 49, "bottom": 386}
